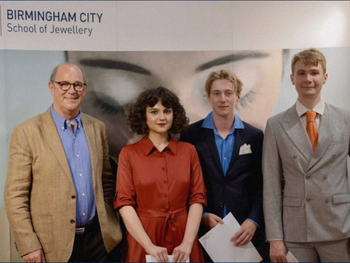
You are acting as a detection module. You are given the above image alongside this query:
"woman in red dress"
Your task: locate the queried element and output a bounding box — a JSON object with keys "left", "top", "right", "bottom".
{"left": 114, "top": 87, "right": 206, "bottom": 262}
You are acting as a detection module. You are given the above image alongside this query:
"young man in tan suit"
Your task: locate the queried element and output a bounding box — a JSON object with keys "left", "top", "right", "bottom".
{"left": 4, "top": 63, "right": 122, "bottom": 262}
{"left": 263, "top": 48, "right": 350, "bottom": 262}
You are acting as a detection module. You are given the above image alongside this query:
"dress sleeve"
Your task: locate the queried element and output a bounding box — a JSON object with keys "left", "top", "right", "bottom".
{"left": 113, "top": 147, "right": 137, "bottom": 210}
{"left": 187, "top": 145, "right": 207, "bottom": 207}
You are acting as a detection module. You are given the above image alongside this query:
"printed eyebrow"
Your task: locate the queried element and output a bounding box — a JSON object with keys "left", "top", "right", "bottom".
{"left": 195, "top": 51, "right": 269, "bottom": 72}
{"left": 79, "top": 58, "right": 151, "bottom": 75}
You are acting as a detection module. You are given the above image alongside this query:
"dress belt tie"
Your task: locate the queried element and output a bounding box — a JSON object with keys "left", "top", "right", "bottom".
{"left": 137, "top": 207, "right": 187, "bottom": 248}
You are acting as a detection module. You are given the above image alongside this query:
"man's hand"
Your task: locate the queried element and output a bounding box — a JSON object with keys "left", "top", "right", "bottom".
{"left": 230, "top": 220, "right": 257, "bottom": 246}
{"left": 269, "top": 240, "right": 287, "bottom": 262}
{"left": 22, "top": 249, "right": 46, "bottom": 263}
{"left": 201, "top": 213, "right": 224, "bottom": 230}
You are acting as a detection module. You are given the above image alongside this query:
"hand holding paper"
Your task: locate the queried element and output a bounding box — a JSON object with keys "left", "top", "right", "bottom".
{"left": 146, "top": 255, "right": 189, "bottom": 262}
{"left": 230, "top": 219, "right": 258, "bottom": 246}
{"left": 201, "top": 213, "right": 224, "bottom": 229}
{"left": 199, "top": 213, "right": 262, "bottom": 262}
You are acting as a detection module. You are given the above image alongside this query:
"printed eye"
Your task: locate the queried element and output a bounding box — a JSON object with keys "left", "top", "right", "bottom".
{"left": 94, "top": 97, "right": 124, "bottom": 115}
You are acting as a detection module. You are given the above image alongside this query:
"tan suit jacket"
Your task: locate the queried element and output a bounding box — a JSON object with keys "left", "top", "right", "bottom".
{"left": 4, "top": 108, "right": 122, "bottom": 262}
{"left": 263, "top": 103, "right": 350, "bottom": 242}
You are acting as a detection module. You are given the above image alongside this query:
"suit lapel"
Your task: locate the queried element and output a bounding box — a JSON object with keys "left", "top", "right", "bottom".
{"left": 307, "top": 104, "right": 333, "bottom": 171}
{"left": 203, "top": 128, "right": 225, "bottom": 176}
{"left": 41, "top": 109, "right": 72, "bottom": 180}
{"left": 281, "top": 105, "right": 313, "bottom": 161}
{"left": 229, "top": 128, "right": 243, "bottom": 168}
{"left": 82, "top": 114, "right": 97, "bottom": 188}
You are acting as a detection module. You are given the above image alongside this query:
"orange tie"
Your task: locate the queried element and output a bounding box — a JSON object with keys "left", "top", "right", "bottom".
{"left": 306, "top": 111, "right": 318, "bottom": 150}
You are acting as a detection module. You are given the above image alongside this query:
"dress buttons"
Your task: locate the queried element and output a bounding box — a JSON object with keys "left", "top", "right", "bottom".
{"left": 162, "top": 167, "right": 165, "bottom": 170}
{"left": 163, "top": 180, "right": 167, "bottom": 184}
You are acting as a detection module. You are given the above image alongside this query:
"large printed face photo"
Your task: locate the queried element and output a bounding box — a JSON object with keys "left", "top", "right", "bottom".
{"left": 67, "top": 50, "right": 285, "bottom": 160}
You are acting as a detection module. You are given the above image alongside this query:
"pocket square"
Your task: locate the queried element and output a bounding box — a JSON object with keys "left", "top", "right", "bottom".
{"left": 239, "top": 143, "right": 252, "bottom": 155}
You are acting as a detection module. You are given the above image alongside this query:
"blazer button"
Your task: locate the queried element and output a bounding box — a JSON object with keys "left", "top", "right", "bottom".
{"left": 305, "top": 175, "right": 310, "bottom": 180}
{"left": 70, "top": 219, "right": 75, "bottom": 224}
{"left": 219, "top": 203, "right": 223, "bottom": 208}
{"left": 306, "top": 198, "right": 311, "bottom": 202}
{"left": 71, "top": 195, "right": 76, "bottom": 199}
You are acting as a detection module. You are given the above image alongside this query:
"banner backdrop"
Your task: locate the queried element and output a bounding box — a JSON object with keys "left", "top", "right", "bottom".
{"left": 1, "top": 1, "right": 350, "bottom": 261}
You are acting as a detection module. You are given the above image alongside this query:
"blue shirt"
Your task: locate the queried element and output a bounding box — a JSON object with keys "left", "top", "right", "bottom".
{"left": 51, "top": 106, "right": 96, "bottom": 227}
{"left": 202, "top": 112, "right": 258, "bottom": 226}
{"left": 202, "top": 112, "right": 244, "bottom": 176}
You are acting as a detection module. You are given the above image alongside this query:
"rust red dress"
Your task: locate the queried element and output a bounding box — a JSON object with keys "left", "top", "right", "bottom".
{"left": 114, "top": 136, "right": 206, "bottom": 262}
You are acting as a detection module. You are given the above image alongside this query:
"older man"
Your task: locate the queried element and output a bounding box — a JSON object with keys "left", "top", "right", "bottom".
{"left": 4, "top": 63, "right": 122, "bottom": 262}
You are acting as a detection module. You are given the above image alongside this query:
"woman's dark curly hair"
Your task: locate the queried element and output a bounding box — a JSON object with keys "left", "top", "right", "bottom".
{"left": 127, "top": 87, "right": 189, "bottom": 135}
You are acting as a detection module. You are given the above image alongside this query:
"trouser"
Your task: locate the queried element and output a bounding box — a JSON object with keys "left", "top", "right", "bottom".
{"left": 286, "top": 238, "right": 350, "bottom": 262}
{"left": 68, "top": 217, "right": 109, "bottom": 262}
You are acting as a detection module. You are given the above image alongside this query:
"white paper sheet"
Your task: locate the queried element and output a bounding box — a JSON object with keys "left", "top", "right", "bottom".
{"left": 146, "top": 255, "right": 189, "bottom": 262}
{"left": 286, "top": 251, "right": 299, "bottom": 262}
{"left": 199, "top": 212, "right": 262, "bottom": 262}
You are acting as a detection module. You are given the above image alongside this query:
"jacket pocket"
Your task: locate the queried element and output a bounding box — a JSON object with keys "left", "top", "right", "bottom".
{"left": 333, "top": 193, "right": 350, "bottom": 204}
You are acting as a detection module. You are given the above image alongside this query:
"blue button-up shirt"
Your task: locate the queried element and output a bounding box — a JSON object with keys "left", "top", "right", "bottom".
{"left": 51, "top": 106, "right": 96, "bottom": 227}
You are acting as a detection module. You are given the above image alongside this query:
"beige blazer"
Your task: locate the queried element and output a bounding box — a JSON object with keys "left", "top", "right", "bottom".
{"left": 263, "top": 103, "right": 350, "bottom": 243}
{"left": 4, "top": 108, "right": 122, "bottom": 262}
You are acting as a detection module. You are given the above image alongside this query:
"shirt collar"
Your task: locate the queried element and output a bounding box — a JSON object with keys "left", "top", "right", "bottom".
{"left": 140, "top": 135, "right": 177, "bottom": 156}
{"left": 296, "top": 99, "right": 325, "bottom": 117}
{"left": 50, "top": 105, "right": 82, "bottom": 130}
{"left": 201, "top": 111, "right": 244, "bottom": 134}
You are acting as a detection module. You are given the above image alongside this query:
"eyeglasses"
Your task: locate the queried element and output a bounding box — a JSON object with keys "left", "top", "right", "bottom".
{"left": 53, "top": 81, "right": 87, "bottom": 92}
